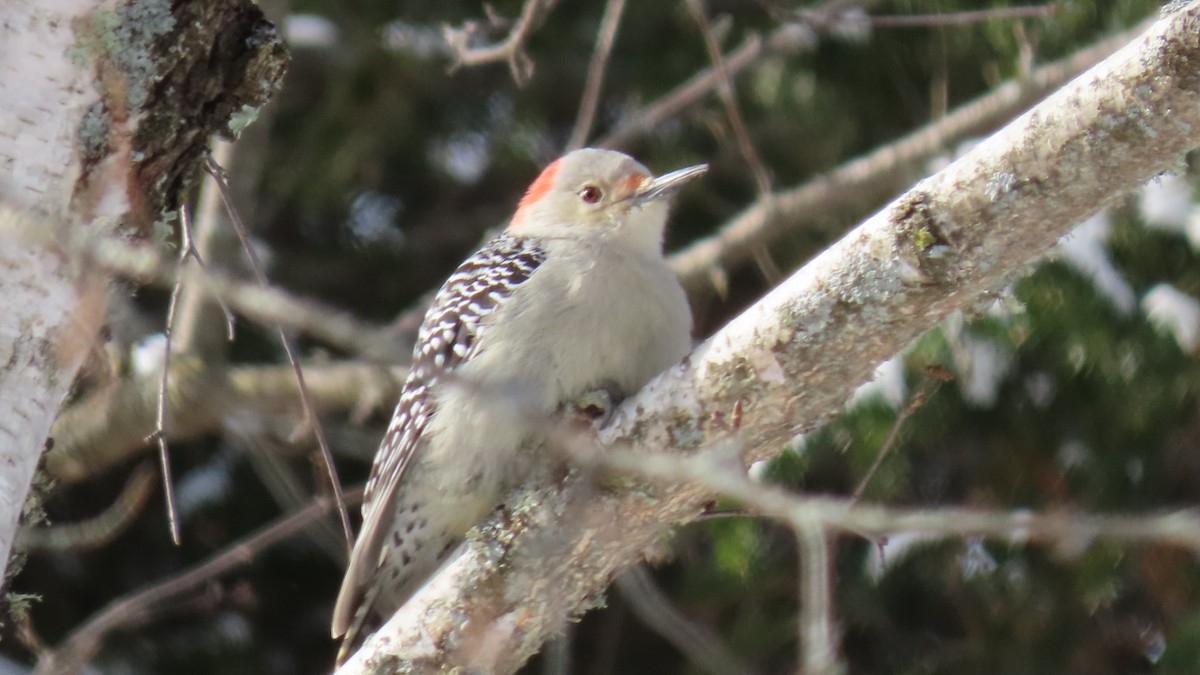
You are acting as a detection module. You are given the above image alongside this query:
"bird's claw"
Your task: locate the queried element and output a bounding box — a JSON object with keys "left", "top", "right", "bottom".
{"left": 565, "top": 382, "right": 624, "bottom": 429}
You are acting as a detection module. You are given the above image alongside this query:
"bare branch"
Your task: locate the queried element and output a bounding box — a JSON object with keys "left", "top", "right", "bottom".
{"left": 591, "top": 446, "right": 1200, "bottom": 553}
{"left": 597, "top": 0, "right": 876, "bottom": 150}
{"left": 81, "top": 232, "right": 405, "bottom": 360}
{"left": 566, "top": 0, "right": 628, "bottom": 152}
{"left": 754, "top": 0, "right": 1058, "bottom": 28}
{"left": 685, "top": 0, "right": 772, "bottom": 195}
{"left": 597, "top": 25, "right": 810, "bottom": 150}
{"left": 175, "top": 139, "right": 239, "bottom": 353}
{"left": 851, "top": 373, "right": 943, "bottom": 501}
{"left": 45, "top": 359, "right": 402, "bottom": 485}
{"left": 869, "top": 5, "right": 1060, "bottom": 28}
{"left": 207, "top": 157, "right": 354, "bottom": 546}
{"left": 444, "top": 0, "right": 560, "bottom": 86}
{"left": 685, "top": 0, "right": 780, "bottom": 287}
{"left": 35, "top": 488, "right": 363, "bottom": 675}
{"left": 17, "top": 463, "right": 157, "bottom": 553}
{"left": 667, "top": 16, "right": 1152, "bottom": 295}
{"left": 615, "top": 565, "right": 754, "bottom": 675}
{"left": 797, "top": 527, "right": 838, "bottom": 675}
{"left": 149, "top": 203, "right": 208, "bottom": 545}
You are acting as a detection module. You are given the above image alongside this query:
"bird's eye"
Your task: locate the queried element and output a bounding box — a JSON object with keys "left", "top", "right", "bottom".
{"left": 579, "top": 185, "right": 603, "bottom": 204}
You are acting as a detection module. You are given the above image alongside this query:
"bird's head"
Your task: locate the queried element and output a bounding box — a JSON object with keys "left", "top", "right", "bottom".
{"left": 507, "top": 148, "right": 707, "bottom": 255}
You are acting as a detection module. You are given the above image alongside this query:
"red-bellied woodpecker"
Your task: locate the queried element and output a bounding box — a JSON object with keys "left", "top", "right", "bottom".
{"left": 331, "top": 148, "right": 706, "bottom": 659}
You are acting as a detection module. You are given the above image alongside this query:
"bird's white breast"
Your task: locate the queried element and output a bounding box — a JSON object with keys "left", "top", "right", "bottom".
{"left": 418, "top": 235, "right": 691, "bottom": 490}
{"left": 481, "top": 236, "right": 691, "bottom": 406}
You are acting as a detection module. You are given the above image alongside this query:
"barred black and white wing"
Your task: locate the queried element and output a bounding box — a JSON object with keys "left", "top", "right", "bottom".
{"left": 332, "top": 233, "right": 546, "bottom": 639}
{"left": 364, "top": 233, "right": 546, "bottom": 506}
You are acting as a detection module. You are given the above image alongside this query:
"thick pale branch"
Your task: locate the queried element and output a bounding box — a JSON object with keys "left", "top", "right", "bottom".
{"left": 338, "top": 6, "right": 1200, "bottom": 673}
{"left": 81, "top": 233, "right": 404, "bottom": 359}
{"left": 45, "top": 360, "right": 403, "bottom": 485}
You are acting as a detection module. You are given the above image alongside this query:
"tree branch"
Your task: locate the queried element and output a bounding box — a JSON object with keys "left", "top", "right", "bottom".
{"left": 666, "top": 15, "right": 1152, "bottom": 296}
{"left": 17, "top": 463, "right": 157, "bottom": 553}
{"left": 80, "top": 232, "right": 405, "bottom": 360}
{"left": 868, "top": 5, "right": 1060, "bottom": 28}
{"left": 587, "top": 444, "right": 1200, "bottom": 551}
{"left": 614, "top": 565, "right": 753, "bottom": 675}
{"left": 596, "top": 24, "right": 813, "bottom": 151}
{"left": 336, "top": 6, "right": 1200, "bottom": 672}
{"left": 686, "top": 0, "right": 773, "bottom": 196}
{"left": 797, "top": 527, "right": 837, "bottom": 675}
{"left": 596, "top": 0, "right": 879, "bottom": 150}
{"left": 565, "top": 0, "right": 628, "bottom": 152}
{"left": 444, "top": 0, "right": 559, "bottom": 86}
{"left": 45, "top": 360, "right": 403, "bottom": 485}
{"left": 36, "top": 488, "right": 363, "bottom": 675}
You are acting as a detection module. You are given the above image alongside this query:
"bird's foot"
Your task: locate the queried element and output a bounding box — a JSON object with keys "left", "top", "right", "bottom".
{"left": 564, "top": 381, "right": 624, "bottom": 429}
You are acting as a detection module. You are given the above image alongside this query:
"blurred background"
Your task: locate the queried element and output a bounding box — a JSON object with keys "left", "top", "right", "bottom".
{"left": 8, "top": 0, "right": 1200, "bottom": 673}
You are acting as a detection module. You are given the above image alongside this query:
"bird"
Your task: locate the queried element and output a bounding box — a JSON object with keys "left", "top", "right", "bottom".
{"left": 331, "top": 147, "right": 706, "bottom": 661}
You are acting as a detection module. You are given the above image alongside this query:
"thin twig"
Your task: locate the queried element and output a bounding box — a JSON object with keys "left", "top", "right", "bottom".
{"left": 598, "top": 0, "right": 876, "bottom": 149}
{"left": 686, "top": 0, "right": 779, "bottom": 286}
{"left": 598, "top": 29, "right": 785, "bottom": 150}
{"left": 203, "top": 154, "right": 354, "bottom": 547}
{"left": 17, "top": 463, "right": 157, "bottom": 553}
{"left": 870, "top": 5, "right": 1060, "bottom": 27}
{"left": 179, "top": 218, "right": 237, "bottom": 343}
{"left": 183, "top": 144, "right": 339, "bottom": 562}
{"left": 176, "top": 139, "right": 238, "bottom": 353}
{"left": 754, "top": 0, "right": 1056, "bottom": 28}
{"left": 239, "top": 430, "right": 349, "bottom": 563}
{"left": 566, "top": 0, "right": 627, "bottom": 151}
{"left": 445, "top": 0, "right": 559, "bottom": 86}
{"left": 148, "top": 204, "right": 212, "bottom": 545}
{"left": 152, "top": 297, "right": 181, "bottom": 544}
{"left": 615, "top": 564, "right": 754, "bottom": 675}
{"left": 851, "top": 377, "right": 943, "bottom": 501}
{"left": 35, "top": 488, "right": 364, "bottom": 675}
{"left": 685, "top": 0, "right": 771, "bottom": 195}
{"left": 797, "top": 527, "right": 839, "bottom": 675}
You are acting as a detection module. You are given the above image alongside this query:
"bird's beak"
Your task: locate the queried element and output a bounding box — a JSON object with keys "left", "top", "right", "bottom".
{"left": 632, "top": 164, "right": 708, "bottom": 205}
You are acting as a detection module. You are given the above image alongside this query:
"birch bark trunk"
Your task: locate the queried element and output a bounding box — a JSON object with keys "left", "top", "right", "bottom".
{"left": 0, "top": 0, "right": 286, "bottom": 592}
